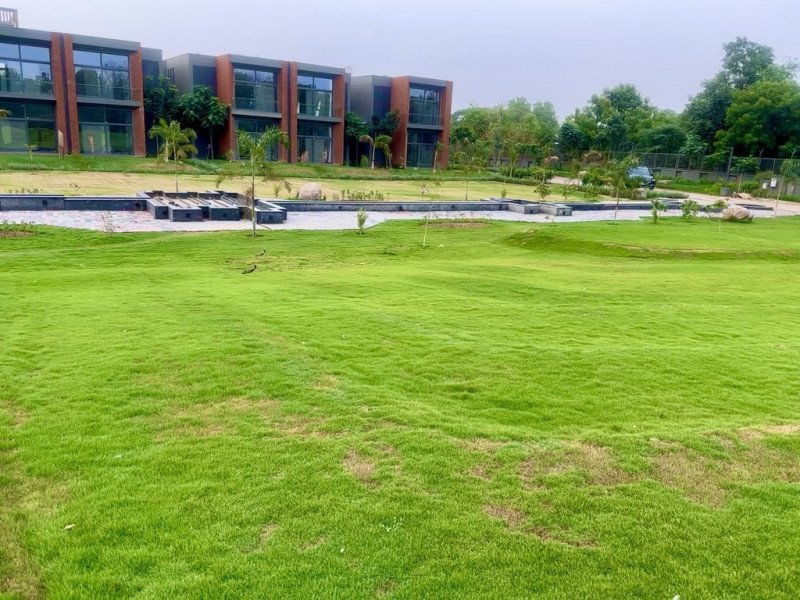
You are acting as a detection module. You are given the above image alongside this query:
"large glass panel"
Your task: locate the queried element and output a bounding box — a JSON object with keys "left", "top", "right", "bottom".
{"left": 0, "top": 42, "right": 19, "bottom": 60}
{"left": 73, "top": 50, "right": 102, "bottom": 67}
{"left": 27, "top": 120, "right": 55, "bottom": 150}
{"left": 21, "top": 62, "right": 52, "bottom": 94}
{"left": 0, "top": 119, "right": 26, "bottom": 150}
{"left": 234, "top": 67, "right": 277, "bottom": 112}
{"left": 409, "top": 87, "right": 442, "bottom": 126}
{"left": 297, "top": 123, "right": 332, "bottom": 163}
{"left": 102, "top": 53, "right": 128, "bottom": 70}
{"left": 108, "top": 124, "right": 132, "bottom": 154}
{"left": 0, "top": 61, "right": 21, "bottom": 92}
{"left": 74, "top": 49, "right": 130, "bottom": 100}
{"left": 75, "top": 68, "right": 101, "bottom": 97}
{"left": 79, "top": 124, "right": 108, "bottom": 154}
{"left": 297, "top": 74, "right": 334, "bottom": 117}
{"left": 78, "top": 107, "right": 133, "bottom": 155}
{"left": 20, "top": 45, "right": 50, "bottom": 62}
{"left": 0, "top": 100, "right": 56, "bottom": 152}
{"left": 234, "top": 117, "right": 280, "bottom": 160}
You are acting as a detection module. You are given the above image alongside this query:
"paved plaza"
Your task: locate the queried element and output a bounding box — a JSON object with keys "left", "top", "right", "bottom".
{"left": 0, "top": 207, "right": 777, "bottom": 233}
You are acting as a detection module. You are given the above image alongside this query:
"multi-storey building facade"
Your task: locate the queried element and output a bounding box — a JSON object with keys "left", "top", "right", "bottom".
{"left": 165, "top": 54, "right": 348, "bottom": 164}
{"left": 350, "top": 75, "right": 453, "bottom": 169}
{"left": 0, "top": 18, "right": 452, "bottom": 167}
{"left": 0, "top": 24, "right": 158, "bottom": 156}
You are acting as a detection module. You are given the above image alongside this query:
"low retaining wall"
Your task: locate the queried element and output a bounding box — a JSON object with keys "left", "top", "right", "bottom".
{"left": 0, "top": 195, "right": 145, "bottom": 211}
{"left": 274, "top": 200, "right": 508, "bottom": 212}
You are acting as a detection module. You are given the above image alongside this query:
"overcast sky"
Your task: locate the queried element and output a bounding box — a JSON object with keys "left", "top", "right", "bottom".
{"left": 12, "top": 0, "right": 800, "bottom": 117}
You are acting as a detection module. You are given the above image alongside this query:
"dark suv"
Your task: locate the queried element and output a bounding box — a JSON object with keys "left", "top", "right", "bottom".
{"left": 628, "top": 166, "right": 656, "bottom": 189}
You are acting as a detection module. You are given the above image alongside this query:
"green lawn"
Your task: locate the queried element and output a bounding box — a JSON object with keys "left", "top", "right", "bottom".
{"left": 3, "top": 218, "right": 800, "bottom": 598}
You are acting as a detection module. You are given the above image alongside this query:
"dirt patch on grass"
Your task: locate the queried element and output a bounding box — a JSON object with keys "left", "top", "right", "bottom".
{"left": 462, "top": 438, "right": 507, "bottom": 453}
{"left": 740, "top": 423, "right": 800, "bottom": 442}
{"left": 343, "top": 450, "right": 376, "bottom": 485}
{"left": 273, "top": 415, "right": 336, "bottom": 438}
{"left": 301, "top": 535, "right": 328, "bottom": 552}
{"left": 483, "top": 504, "right": 597, "bottom": 548}
{"left": 11, "top": 408, "right": 29, "bottom": 428}
{"left": 375, "top": 579, "right": 399, "bottom": 597}
{"left": 651, "top": 436, "right": 800, "bottom": 507}
{"left": 484, "top": 504, "right": 525, "bottom": 528}
{"left": 0, "top": 230, "right": 35, "bottom": 238}
{"left": 471, "top": 464, "right": 492, "bottom": 481}
{"left": 520, "top": 442, "right": 633, "bottom": 488}
{"left": 312, "top": 374, "right": 339, "bottom": 392}
{"left": 157, "top": 397, "right": 279, "bottom": 440}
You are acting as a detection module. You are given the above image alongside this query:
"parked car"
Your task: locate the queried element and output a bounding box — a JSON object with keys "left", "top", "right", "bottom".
{"left": 628, "top": 166, "right": 656, "bottom": 189}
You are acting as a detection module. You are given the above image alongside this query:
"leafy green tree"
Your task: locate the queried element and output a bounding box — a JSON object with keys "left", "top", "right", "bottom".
{"left": 715, "top": 78, "right": 800, "bottom": 156}
{"left": 371, "top": 109, "right": 400, "bottom": 138}
{"left": 216, "top": 127, "right": 290, "bottom": 237}
{"left": 679, "top": 134, "right": 709, "bottom": 166}
{"left": 144, "top": 75, "right": 181, "bottom": 123}
{"left": 148, "top": 119, "right": 197, "bottom": 192}
{"left": 144, "top": 75, "right": 181, "bottom": 156}
{"left": 177, "top": 86, "right": 229, "bottom": 159}
{"left": 558, "top": 121, "right": 589, "bottom": 159}
{"left": 344, "top": 112, "right": 369, "bottom": 166}
{"left": 637, "top": 122, "right": 687, "bottom": 153}
{"left": 722, "top": 37, "right": 776, "bottom": 90}
{"left": 683, "top": 74, "right": 734, "bottom": 147}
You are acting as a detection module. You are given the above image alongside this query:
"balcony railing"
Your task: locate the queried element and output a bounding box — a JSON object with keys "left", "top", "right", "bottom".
{"left": 0, "top": 79, "right": 54, "bottom": 96}
{"left": 296, "top": 104, "right": 343, "bottom": 119}
{"left": 76, "top": 84, "right": 139, "bottom": 102}
{"left": 408, "top": 113, "right": 444, "bottom": 127}
{"left": 234, "top": 97, "right": 281, "bottom": 113}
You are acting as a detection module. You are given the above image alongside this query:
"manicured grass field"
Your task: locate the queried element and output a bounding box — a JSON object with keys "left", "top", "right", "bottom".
{"left": 0, "top": 169, "right": 582, "bottom": 202}
{"left": 3, "top": 218, "right": 800, "bottom": 599}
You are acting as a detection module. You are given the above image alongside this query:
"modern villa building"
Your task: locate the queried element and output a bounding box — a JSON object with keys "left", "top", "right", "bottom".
{"left": 350, "top": 75, "right": 453, "bottom": 169}
{"left": 0, "top": 23, "right": 158, "bottom": 156}
{"left": 165, "top": 54, "right": 348, "bottom": 164}
{"left": 0, "top": 12, "right": 452, "bottom": 166}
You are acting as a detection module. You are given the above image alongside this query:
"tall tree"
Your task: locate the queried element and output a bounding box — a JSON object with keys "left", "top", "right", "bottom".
{"left": 143, "top": 75, "right": 181, "bottom": 123}
{"left": 715, "top": 78, "right": 800, "bottom": 156}
{"left": 177, "top": 85, "right": 229, "bottom": 159}
{"left": 722, "top": 37, "right": 776, "bottom": 90}
{"left": 148, "top": 119, "right": 197, "bottom": 192}
{"left": 216, "top": 127, "right": 291, "bottom": 237}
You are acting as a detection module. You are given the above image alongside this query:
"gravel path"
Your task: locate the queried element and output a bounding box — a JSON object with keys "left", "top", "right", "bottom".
{"left": 0, "top": 208, "right": 737, "bottom": 233}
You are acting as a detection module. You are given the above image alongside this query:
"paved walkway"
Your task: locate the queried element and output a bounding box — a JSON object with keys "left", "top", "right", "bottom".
{"left": 0, "top": 208, "right": 735, "bottom": 233}
{"left": 551, "top": 176, "right": 800, "bottom": 217}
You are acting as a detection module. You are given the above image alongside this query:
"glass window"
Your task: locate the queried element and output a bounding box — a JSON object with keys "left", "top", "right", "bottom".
{"left": 0, "top": 42, "right": 18, "bottom": 59}
{"left": 0, "top": 41, "right": 52, "bottom": 95}
{"left": 409, "top": 86, "right": 442, "bottom": 126}
{"left": 102, "top": 53, "right": 128, "bottom": 70}
{"left": 297, "top": 122, "right": 332, "bottom": 164}
{"left": 406, "top": 129, "right": 439, "bottom": 168}
{"left": 297, "top": 73, "right": 334, "bottom": 118}
{"left": 234, "top": 117, "right": 281, "bottom": 160}
{"left": 74, "top": 49, "right": 131, "bottom": 100}
{"left": 233, "top": 66, "right": 278, "bottom": 113}
{"left": 73, "top": 50, "right": 102, "bottom": 67}
{"left": 78, "top": 106, "right": 133, "bottom": 155}
{"left": 20, "top": 44, "right": 50, "bottom": 62}
{"left": 0, "top": 100, "right": 56, "bottom": 152}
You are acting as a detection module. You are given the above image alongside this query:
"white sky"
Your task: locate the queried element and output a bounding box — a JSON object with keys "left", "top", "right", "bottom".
{"left": 11, "top": 0, "right": 800, "bottom": 117}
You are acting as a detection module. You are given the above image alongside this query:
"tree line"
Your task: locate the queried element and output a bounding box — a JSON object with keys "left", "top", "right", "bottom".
{"left": 452, "top": 37, "right": 800, "bottom": 170}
